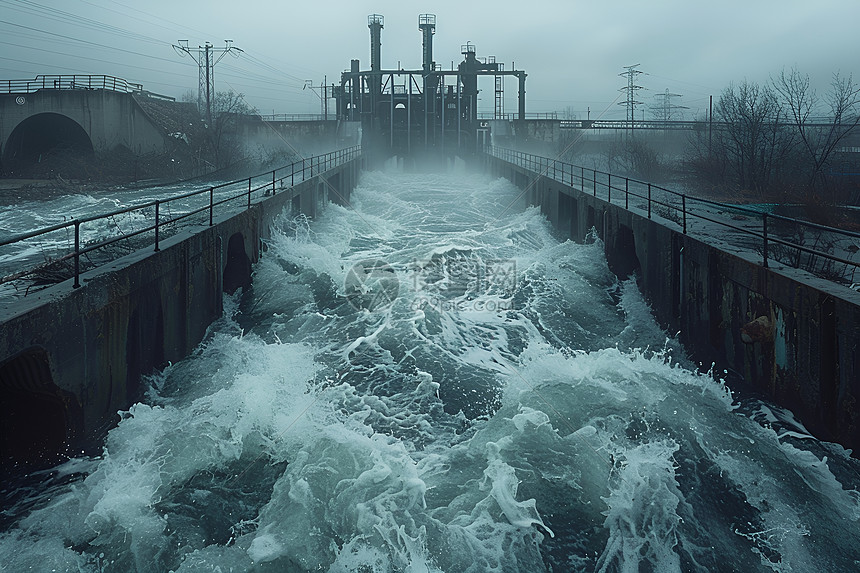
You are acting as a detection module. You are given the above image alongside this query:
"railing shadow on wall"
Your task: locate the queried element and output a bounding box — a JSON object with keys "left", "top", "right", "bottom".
{"left": 487, "top": 145, "right": 860, "bottom": 287}
{"left": 0, "top": 146, "right": 362, "bottom": 292}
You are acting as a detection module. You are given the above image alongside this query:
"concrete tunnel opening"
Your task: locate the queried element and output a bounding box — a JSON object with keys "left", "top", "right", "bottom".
{"left": 2, "top": 112, "right": 94, "bottom": 178}
{"left": 610, "top": 223, "right": 641, "bottom": 280}
{"left": 0, "top": 347, "right": 75, "bottom": 472}
{"left": 125, "top": 294, "right": 166, "bottom": 405}
{"left": 223, "top": 232, "right": 252, "bottom": 295}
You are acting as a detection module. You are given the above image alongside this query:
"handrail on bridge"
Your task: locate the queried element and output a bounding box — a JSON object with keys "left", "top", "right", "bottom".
{"left": 477, "top": 112, "right": 559, "bottom": 121}
{"left": 486, "top": 145, "right": 860, "bottom": 285}
{"left": 257, "top": 113, "right": 337, "bottom": 122}
{"left": 0, "top": 75, "right": 145, "bottom": 94}
{"left": 0, "top": 146, "right": 362, "bottom": 290}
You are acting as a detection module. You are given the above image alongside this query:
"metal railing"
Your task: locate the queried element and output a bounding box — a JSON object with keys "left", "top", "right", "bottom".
{"left": 0, "top": 146, "right": 361, "bottom": 291}
{"left": 477, "top": 112, "right": 559, "bottom": 121}
{"left": 0, "top": 75, "right": 145, "bottom": 94}
{"left": 487, "top": 146, "right": 860, "bottom": 285}
{"left": 257, "top": 113, "right": 336, "bottom": 122}
{"left": 559, "top": 119, "right": 704, "bottom": 131}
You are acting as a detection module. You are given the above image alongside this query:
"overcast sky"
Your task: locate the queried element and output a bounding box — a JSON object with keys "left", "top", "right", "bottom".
{"left": 1, "top": 0, "right": 857, "bottom": 120}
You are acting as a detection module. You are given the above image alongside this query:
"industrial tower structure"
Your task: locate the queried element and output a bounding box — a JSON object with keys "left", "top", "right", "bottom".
{"left": 334, "top": 14, "right": 528, "bottom": 156}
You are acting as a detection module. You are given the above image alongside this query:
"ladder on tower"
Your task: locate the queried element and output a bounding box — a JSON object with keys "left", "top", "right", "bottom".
{"left": 490, "top": 57, "right": 504, "bottom": 119}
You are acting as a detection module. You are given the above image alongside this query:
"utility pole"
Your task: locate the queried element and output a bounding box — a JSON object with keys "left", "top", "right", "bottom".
{"left": 618, "top": 64, "right": 645, "bottom": 137}
{"left": 173, "top": 39, "right": 243, "bottom": 125}
{"left": 708, "top": 94, "right": 713, "bottom": 156}
{"left": 304, "top": 78, "right": 336, "bottom": 120}
{"left": 304, "top": 79, "right": 329, "bottom": 118}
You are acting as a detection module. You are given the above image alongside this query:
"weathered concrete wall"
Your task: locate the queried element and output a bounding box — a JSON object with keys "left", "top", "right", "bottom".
{"left": 0, "top": 157, "right": 361, "bottom": 465}
{"left": 0, "top": 90, "right": 168, "bottom": 156}
{"left": 486, "top": 154, "right": 860, "bottom": 450}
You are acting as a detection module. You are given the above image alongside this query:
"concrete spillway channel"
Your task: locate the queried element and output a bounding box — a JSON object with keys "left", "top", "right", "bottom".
{"left": 484, "top": 148, "right": 860, "bottom": 453}
{"left": 0, "top": 150, "right": 362, "bottom": 470}
{"left": 3, "top": 144, "right": 860, "bottom": 471}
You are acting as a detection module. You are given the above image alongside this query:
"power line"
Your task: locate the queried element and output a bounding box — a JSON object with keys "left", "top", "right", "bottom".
{"left": 0, "top": 55, "right": 192, "bottom": 92}
{"left": 0, "top": 19, "right": 181, "bottom": 66}
{"left": 0, "top": 39, "right": 194, "bottom": 76}
{"left": 2, "top": 0, "right": 166, "bottom": 46}
{"left": 1, "top": 0, "right": 321, "bottom": 113}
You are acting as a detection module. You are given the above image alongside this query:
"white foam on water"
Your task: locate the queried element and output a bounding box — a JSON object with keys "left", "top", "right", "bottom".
{"left": 2, "top": 169, "right": 860, "bottom": 572}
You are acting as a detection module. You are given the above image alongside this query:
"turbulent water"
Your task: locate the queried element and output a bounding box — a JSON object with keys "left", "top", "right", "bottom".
{"left": 2, "top": 166, "right": 860, "bottom": 572}
{"left": 0, "top": 177, "right": 252, "bottom": 286}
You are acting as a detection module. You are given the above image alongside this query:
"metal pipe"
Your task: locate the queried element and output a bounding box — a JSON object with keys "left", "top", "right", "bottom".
{"left": 440, "top": 74, "right": 445, "bottom": 154}
{"left": 457, "top": 73, "right": 461, "bottom": 152}
{"left": 390, "top": 73, "right": 394, "bottom": 149}
{"left": 408, "top": 73, "right": 412, "bottom": 154}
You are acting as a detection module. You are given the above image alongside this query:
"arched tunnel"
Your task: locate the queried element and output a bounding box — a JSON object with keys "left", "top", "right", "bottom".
{"left": 2, "top": 112, "right": 94, "bottom": 177}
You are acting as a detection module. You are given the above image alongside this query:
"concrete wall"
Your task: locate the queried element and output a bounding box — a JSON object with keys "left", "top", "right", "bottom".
{"left": 486, "top": 154, "right": 860, "bottom": 451}
{"left": 0, "top": 157, "right": 361, "bottom": 466}
{"left": 0, "top": 90, "right": 168, "bottom": 157}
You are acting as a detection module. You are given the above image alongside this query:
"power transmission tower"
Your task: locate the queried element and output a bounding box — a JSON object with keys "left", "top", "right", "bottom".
{"left": 618, "top": 64, "right": 645, "bottom": 135}
{"left": 173, "top": 39, "right": 243, "bottom": 125}
{"left": 651, "top": 88, "right": 687, "bottom": 121}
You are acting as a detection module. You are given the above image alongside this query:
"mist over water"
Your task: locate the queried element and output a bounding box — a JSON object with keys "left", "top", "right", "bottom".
{"left": 2, "top": 166, "right": 860, "bottom": 572}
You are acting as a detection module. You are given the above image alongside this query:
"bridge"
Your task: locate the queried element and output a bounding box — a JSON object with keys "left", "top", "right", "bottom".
{"left": 0, "top": 75, "right": 198, "bottom": 177}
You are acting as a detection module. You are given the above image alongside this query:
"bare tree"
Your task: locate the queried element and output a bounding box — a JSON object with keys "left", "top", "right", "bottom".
{"left": 606, "top": 137, "right": 664, "bottom": 181}
{"left": 773, "top": 67, "right": 860, "bottom": 198}
{"left": 207, "top": 90, "right": 254, "bottom": 170}
{"left": 714, "top": 80, "right": 796, "bottom": 195}
{"left": 180, "top": 89, "right": 196, "bottom": 104}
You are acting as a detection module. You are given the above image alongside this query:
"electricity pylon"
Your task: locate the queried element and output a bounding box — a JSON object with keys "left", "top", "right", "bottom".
{"left": 173, "top": 40, "right": 243, "bottom": 125}
{"left": 618, "top": 64, "right": 646, "bottom": 135}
